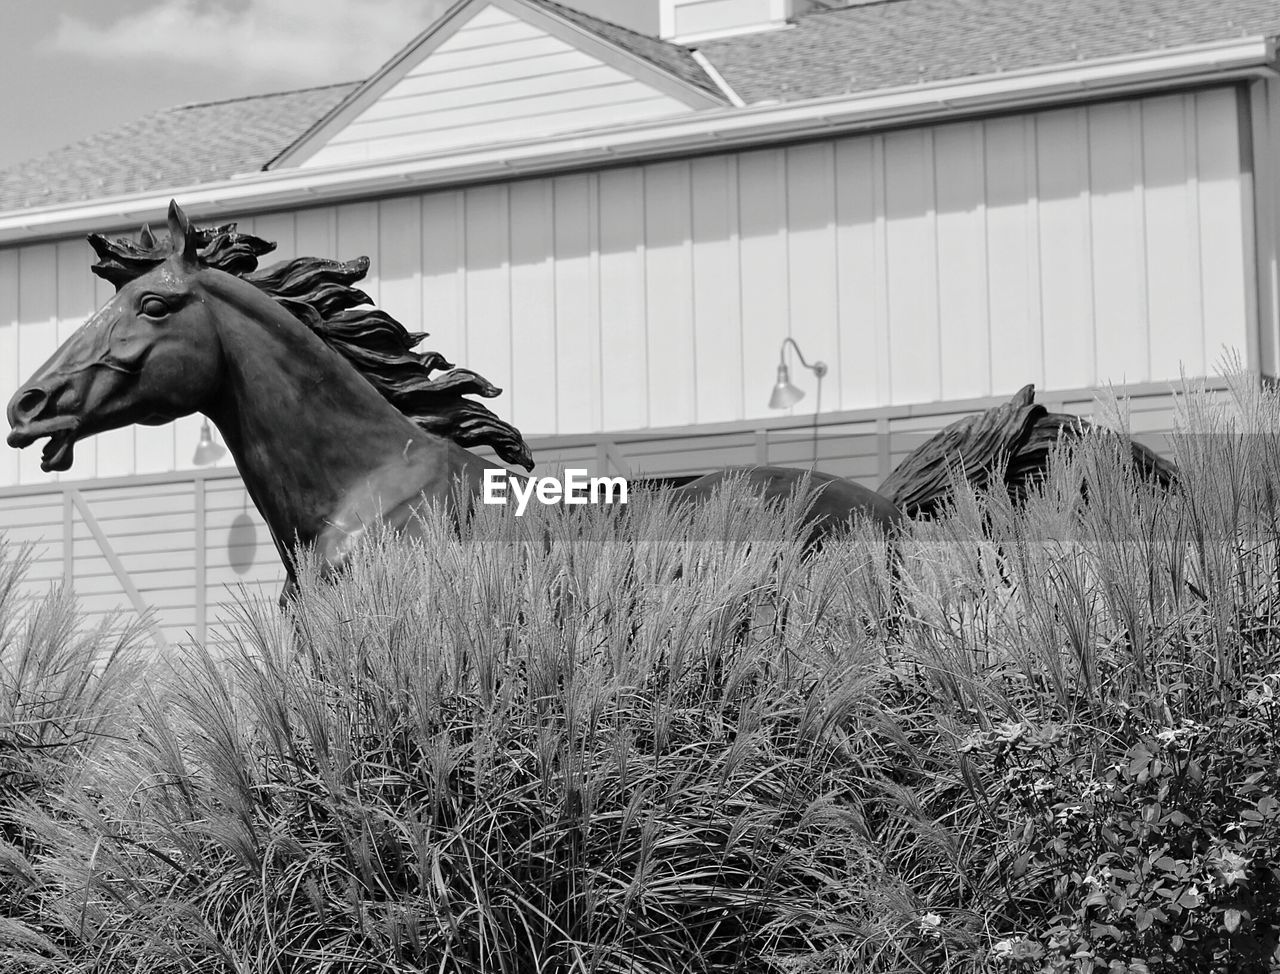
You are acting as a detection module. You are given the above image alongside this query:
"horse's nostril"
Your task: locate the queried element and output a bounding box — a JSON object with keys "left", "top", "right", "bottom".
{"left": 16, "top": 387, "right": 49, "bottom": 420}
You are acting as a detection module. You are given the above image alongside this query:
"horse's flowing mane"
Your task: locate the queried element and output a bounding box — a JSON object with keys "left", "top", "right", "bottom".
{"left": 87, "top": 215, "right": 535, "bottom": 470}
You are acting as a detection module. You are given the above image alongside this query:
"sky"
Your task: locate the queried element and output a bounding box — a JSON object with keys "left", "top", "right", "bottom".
{"left": 0, "top": 0, "right": 456, "bottom": 170}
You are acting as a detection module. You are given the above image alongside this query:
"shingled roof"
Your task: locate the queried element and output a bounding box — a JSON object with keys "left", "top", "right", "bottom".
{"left": 700, "top": 0, "right": 1280, "bottom": 103}
{"left": 0, "top": 83, "right": 358, "bottom": 213}
{"left": 4, "top": 0, "right": 1280, "bottom": 215}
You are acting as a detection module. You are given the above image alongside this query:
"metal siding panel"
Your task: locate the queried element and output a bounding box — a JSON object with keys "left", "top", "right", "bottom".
{"left": 463, "top": 184, "right": 513, "bottom": 406}
{"left": 1252, "top": 79, "right": 1280, "bottom": 377}
{"left": 1089, "top": 101, "right": 1151, "bottom": 385}
{"left": 1143, "top": 94, "right": 1203, "bottom": 379}
{"left": 1194, "top": 88, "right": 1249, "bottom": 368}
{"left": 785, "top": 143, "right": 840, "bottom": 416}
{"left": 253, "top": 212, "right": 298, "bottom": 265}
{"left": 420, "top": 191, "right": 466, "bottom": 374}
{"left": 675, "top": 0, "right": 774, "bottom": 35}
{"left": 509, "top": 180, "right": 558, "bottom": 436}
{"left": 336, "top": 202, "right": 381, "bottom": 304}
{"left": 56, "top": 241, "right": 99, "bottom": 480}
{"left": 387, "top": 50, "right": 603, "bottom": 100}
{"left": 737, "top": 149, "right": 789, "bottom": 420}
{"left": 644, "top": 161, "right": 696, "bottom": 429}
{"left": 422, "top": 7, "right": 542, "bottom": 52}
{"left": 883, "top": 128, "right": 941, "bottom": 404}
{"left": 407, "top": 35, "right": 571, "bottom": 77}
{"left": 361, "top": 64, "right": 649, "bottom": 120}
{"left": 552, "top": 174, "right": 602, "bottom": 434}
{"left": 690, "top": 155, "right": 743, "bottom": 423}
{"left": 1036, "top": 108, "right": 1096, "bottom": 390}
{"left": 294, "top": 206, "right": 337, "bottom": 259}
{"left": 332, "top": 79, "right": 664, "bottom": 144}
{"left": 833, "top": 136, "right": 885, "bottom": 410}
{"left": 320, "top": 97, "right": 683, "bottom": 162}
{"left": 985, "top": 115, "right": 1045, "bottom": 393}
{"left": 933, "top": 121, "right": 991, "bottom": 401}
{"left": 133, "top": 425, "right": 178, "bottom": 477}
{"left": 17, "top": 245, "right": 59, "bottom": 485}
{"left": 598, "top": 168, "right": 649, "bottom": 430}
{"left": 377, "top": 196, "right": 424, "bottom": 335}
{"left": 0, "top": 250, "right": 18, "bottom": 487}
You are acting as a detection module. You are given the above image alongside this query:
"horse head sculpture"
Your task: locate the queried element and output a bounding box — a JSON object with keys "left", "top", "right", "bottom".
{"left": 7, "top": 201, "right": 543, "bottom": 577}
{"left": 6, "top": 205, "right": 230, "bottom": 472}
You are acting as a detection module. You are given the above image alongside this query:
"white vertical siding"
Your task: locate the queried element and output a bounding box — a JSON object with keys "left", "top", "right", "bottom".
{"left": 16, "top": 246, "right": 61, "bottom": 485}
{"left": 598, "top": 169, "right": 649, "bottom": 431}
{"left": 786, "top": 143, "right": 840, "bottom": 414}
{"left": 1036, "top": 108, "right": 1096, "bottom": 392}
{"left": 737, "top": 149, "right": 790, "bottom": 418}
{"left": 301, "top": 5, "right": 698, "bottom": 168}
{"left": 508, "top": 181, "right": 558, "bottom": 433}
{"left": 883, "top": 128, "right": 941, "bottom": 404}
{"left": 690, "top": 155, "right": 744, "bottom": 422}
{"left": 644, "top": 162, "right": 697, "bottom": 429}
{"left": 551, "top": 174, "right": 601, "bottom": 434}
{"left": 1251, "top": 78, "right": 1280, "bottom": 376}
{"left": 0, "top": 88, "right": 1252, "bottom": 490}
{"left": 464, "top": 184, "right": 513, "bottom": 400}
{"left": 0, "top": 250, "right": 18, "bottom": 487}
{"left": 1195, "top": 89, "right": 1250, "bottom": 368}
{"left": 833, "top": 137, "right": 886, "bottom": 410}
{"left": 1088, "top": 101, "right": 1150, "bottom": 384}
{"left": 934, "top": 121, "right": 990, "bottom": 402}
{"left": 984, "top": 115, "right": 1045, "bottom": 393}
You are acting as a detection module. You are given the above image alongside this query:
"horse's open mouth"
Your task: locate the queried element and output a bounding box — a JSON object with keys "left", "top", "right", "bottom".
{"left": 40, "top": 431, "right": 76, "bottom": 472}
{"left": 6, "top": 424, "right": 78, "bottom": 472}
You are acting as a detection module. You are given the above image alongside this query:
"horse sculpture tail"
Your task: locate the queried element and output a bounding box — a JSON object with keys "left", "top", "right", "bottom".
{"left": 877, "top": 384, "right": 1178, "bottom": 519}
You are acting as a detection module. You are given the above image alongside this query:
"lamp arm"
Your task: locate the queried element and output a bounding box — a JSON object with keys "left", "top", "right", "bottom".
{"left": 779, "top": 337, "right": 828, "bottom": 378}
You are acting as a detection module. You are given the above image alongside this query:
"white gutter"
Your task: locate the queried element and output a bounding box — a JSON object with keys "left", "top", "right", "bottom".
{"left": 1, "top": 36, "right": 1274, "bottom": 245}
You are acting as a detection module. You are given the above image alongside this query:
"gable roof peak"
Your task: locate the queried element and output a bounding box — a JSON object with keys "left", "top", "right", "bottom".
{"left": 270, "top": 0, "right": 727, "bottom": 169}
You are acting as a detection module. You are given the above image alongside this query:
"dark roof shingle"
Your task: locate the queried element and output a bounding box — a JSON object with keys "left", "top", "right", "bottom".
{"left": 699, "top": 0, "right": 1280, "bottom": 103}
{"left": 0, "top": 83, "right": 359, "bottom": 213}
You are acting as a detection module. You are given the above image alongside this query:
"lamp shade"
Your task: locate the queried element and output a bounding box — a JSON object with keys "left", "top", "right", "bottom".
{"left": 192, "top": 419, "right": 226, "bottom": 466}
{"left": 768, "top": 363, "right": 805, "bottom": 409}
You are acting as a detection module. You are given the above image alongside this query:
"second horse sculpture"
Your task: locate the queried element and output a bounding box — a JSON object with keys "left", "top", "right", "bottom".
{"left": 6, "top": 202, "right": 903, "bottom": 593}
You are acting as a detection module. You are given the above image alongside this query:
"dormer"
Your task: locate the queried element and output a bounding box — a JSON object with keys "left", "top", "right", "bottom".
{"left": 552, "top": 0, "right": 823, "bottom": 43}
{"left": 659, "top": 0, "right": 822, "bottom": 43}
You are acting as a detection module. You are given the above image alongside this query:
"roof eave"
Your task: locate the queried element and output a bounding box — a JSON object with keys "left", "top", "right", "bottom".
{"left": 2, "top": 36, "right": 1274, "bottom": 245}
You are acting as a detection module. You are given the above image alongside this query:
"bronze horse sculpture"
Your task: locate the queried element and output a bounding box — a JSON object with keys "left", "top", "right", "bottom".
{"left": 6, "top": 202, "right": 906, "bottom": 594}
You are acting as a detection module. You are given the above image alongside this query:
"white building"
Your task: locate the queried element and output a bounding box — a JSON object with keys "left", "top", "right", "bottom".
{"left": 2, "top": 0, "right": 1278, "bottom": 643}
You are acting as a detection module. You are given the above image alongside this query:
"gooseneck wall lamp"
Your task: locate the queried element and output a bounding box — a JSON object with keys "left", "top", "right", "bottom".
{"left": 768, "top": 337, "right": 827, "bottom": 409}
{"left": 768, "top": 337, "right": 827, "bottom": 466}
{"left": 192, "top": 419, "right": 226, "bottom": 467}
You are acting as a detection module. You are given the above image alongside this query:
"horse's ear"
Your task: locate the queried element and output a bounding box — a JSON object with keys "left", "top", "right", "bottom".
{"left": 167, "top": 200, "right": 199, "bottom": 265}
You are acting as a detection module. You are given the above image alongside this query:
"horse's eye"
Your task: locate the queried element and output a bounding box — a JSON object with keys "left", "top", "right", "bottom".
{"left": 140, "top": 296, "right": 170, "bottom": 318}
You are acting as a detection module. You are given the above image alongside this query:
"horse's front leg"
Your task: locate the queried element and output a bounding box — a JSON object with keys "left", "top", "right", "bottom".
{"left": 278, "top": 571, "right": 300, "bottom": 610}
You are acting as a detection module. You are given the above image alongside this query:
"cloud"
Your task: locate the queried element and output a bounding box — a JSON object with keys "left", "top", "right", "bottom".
{"left": 52, "top": 0, "right": 449, "bottom": 87}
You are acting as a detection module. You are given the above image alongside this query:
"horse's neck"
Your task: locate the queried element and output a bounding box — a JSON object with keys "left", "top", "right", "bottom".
{"left": 205, "top": 301, "right": 479, "bottom": 561}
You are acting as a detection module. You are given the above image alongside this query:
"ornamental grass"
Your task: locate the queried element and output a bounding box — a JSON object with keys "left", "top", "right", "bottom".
{"left": 2, "top": 377, "right": 1280, "bottom": 973}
